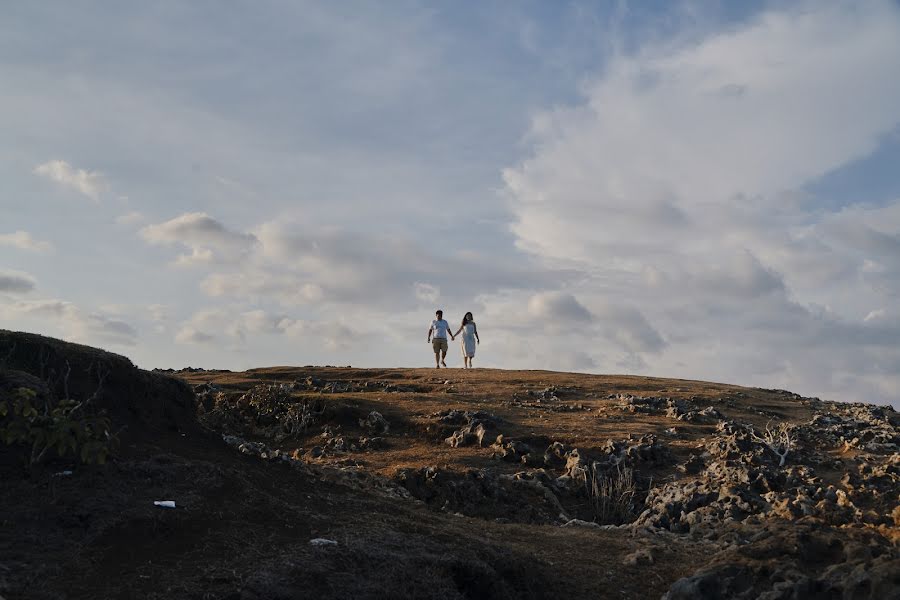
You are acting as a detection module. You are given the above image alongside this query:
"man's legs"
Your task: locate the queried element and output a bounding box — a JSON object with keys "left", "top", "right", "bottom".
{"left": 433, "top": 338, "right": 447, "bottom": 367}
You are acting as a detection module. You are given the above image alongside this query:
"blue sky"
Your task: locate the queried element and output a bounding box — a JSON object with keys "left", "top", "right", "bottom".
{"left": 2, "top": 1, "right": 899, "bottom": 407}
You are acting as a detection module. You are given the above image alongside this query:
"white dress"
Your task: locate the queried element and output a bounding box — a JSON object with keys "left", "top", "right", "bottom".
{"left": 460, "top": 322, "right": 476, "bottom": 357}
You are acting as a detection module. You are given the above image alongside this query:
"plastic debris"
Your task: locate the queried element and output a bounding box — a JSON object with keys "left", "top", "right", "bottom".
{"left": 153, "top": 500, "right": 176, "bottom": 508}
{"left": 52, "top": 470, "right": 73, "bottom": 477}
{"left": 310, "top": 538, "right": 338, "bottom": 547}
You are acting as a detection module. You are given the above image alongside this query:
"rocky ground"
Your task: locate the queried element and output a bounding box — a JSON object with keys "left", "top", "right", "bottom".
{"left": 1, "top": 329, "right": 898, "bottom": 599}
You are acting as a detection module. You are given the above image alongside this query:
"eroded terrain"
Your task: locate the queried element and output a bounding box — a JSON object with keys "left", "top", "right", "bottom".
{"left": 2, "top": 330, "right": 898, "bottom": 599}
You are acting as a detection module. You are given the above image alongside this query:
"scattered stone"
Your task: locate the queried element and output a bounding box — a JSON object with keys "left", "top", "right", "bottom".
{"left": 357, "top": 437, "right": 385, "bottom": 451}
{"left": 622, "top": 548, "right": 654, "bottom": 566}
{"left": 359, "top": 411, "right": 389, "bottom": 435}
{"left": 664, "top": 523, "right": 900, "bottom": 600}
{"left": 561, "top": 519, "right": 600, "bottom": 529}
{"left": 543, "top": 441, "right": 569, "bottom": 468}
{"left": 615, "top": 394, "right": 669, "bottom": 413}
{"left": 678, "top": 454, "right": 706, "bottom": 475}
{"left": 491, "top": 435, "right": 532, "bottom": 463}
{"left": 435, "top": 410, "right": 499, "bottom": 448}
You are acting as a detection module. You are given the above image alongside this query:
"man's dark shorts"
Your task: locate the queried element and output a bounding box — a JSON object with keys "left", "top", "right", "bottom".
{"left": 432, "top": 337, "right": 448, "bottom": 353}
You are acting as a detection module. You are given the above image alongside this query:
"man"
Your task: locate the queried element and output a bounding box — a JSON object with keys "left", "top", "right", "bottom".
{"left": 427, "top": 309, "right": 454, "bottom": 368}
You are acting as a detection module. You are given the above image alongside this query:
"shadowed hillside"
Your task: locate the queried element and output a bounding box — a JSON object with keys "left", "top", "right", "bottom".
{"left": 1, "top": 330, "right": 898, "bottom": 599}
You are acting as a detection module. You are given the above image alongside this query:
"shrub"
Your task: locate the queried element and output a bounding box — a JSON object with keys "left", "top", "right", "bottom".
{"left": 0, "top": 386, "right": 117, "bottom": 466}
{"left": 587, "top": 463, "right": 637, "bottom": 525}
{"left": 199, "top": 384, "right": 325, "bottom": 440}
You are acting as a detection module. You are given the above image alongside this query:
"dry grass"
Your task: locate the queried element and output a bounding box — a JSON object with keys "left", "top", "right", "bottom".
{"left": 587, "top": 463, "right": 638, "bottom": 525}
{"left": 180, "top": 366, "right": 817, "bottom": 480}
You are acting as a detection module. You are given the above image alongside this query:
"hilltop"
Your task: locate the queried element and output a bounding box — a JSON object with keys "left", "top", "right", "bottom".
{"left": 1, "top": 330, "right": 897, "bottom": 599}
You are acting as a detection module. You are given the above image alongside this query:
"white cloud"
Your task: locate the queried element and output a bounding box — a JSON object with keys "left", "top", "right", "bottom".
{"left": 175, "top": 326, "right": 216, "bottom": 345}
{"left": 527, "top": 291, "right": 592, "bottom": 323}
{"left": 506, "top": 3, "right": 900, "bottom": 263}
{"left": 200, "top": 272, "right": 325, "bottom": 305}
{"left": 140, "top": 212, "right": 258, "bottom": 267}
{"left": 502, "top": 1, "right": 900, "bottom": 405}
{"left": 147, "top": 304, "right": 168, "bottom": 322}
{"left": 0, "top": 298, "right": 138, "bottom": 346}
{"left": 115, "top": 211, "right": 146, "bottom": 226}
{"left": 173, "top": 306, "right": 366, "bottom": 352}
{"left": 0, "top": 298, "right": 67, "bottom": 318}
{"left": 33, "top": 160, "right": 108, "bottom": 201}
{"left": 6, "top": 2, "right": 899, "bottom": 406}
{"left": 864, "top": 309, "right": 885, "bottom": 323}
{"left": 414, "top": 282, "right": 440, "bottom": 304}
{"left": 0, "top": 269, "right": 37, "bottom": 294}
{"left": 592, "top": 301, "right": 666, "bottom": 354}
{"left": 0, "top": 231, "right": 54, "bottom": 253}
{"left": 200, "top": 220, "right": 569, "bottom": 309}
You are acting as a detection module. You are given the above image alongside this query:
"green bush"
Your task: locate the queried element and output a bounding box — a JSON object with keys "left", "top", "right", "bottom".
{"left": 0, "top": 387, "right": 117, "bottom": 465}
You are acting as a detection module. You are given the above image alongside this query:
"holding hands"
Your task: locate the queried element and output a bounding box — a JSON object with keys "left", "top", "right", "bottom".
{"left": 427, "top": 309, "right": 479, "bottom": 369}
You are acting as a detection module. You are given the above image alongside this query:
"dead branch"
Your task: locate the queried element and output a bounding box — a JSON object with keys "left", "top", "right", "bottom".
{"left": 63, "top": 360, "right": 71, "bottom": 401}
{"left": 750, "top": 421, "right": 794, "bottom": 466}
{"left": 69, "top": 362, "right": 110, "bottom": 415}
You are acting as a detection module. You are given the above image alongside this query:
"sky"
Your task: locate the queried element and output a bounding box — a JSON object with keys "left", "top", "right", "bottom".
{"left": 2, "top": 1, "right": 900, "bottom": 407}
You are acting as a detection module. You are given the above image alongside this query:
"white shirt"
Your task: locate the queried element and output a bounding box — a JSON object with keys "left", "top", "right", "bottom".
{"left": 430, "top": 319, "right": 450, "bottom": 339}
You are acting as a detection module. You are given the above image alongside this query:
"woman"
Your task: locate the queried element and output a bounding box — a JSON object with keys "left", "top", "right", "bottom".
{"left": 453, "top": 312, "right": 480, "bottom": 368}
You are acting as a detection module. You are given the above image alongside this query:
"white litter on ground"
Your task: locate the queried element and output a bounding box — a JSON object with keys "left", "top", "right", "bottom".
{"left": 309, "top": 538, "right": 338, "bottom": 547}
{"left": 153, "top": 500, "right": 176, "bottom": 508}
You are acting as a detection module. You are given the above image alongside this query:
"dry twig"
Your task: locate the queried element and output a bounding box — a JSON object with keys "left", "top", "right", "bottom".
{"left": 750, "top": 421, "right": 794, "bottom": 466}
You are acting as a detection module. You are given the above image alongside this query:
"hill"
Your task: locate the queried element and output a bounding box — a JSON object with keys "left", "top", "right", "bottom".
{"left": 1, "top": 330, "right": 897, "bottom": 599}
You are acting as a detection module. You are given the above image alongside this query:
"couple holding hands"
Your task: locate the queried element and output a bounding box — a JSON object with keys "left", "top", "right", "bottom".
{"left": 427, "top": 309, "right": 480, "bottom": 368}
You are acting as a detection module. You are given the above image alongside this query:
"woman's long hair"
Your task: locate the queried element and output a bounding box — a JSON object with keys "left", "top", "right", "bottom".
{"left": 461, "top": 312, "right": 473, "bottom": 327}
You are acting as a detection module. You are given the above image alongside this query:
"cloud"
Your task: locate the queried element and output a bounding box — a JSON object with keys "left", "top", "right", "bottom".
{"left": 527, "top": 291, "right": 592, "bottom": 323}
{"left": 501, "top": 1, "right": 900, "bottom": 405}
{"left": 147, "top": 304, "right": 169, "bottom": 322}
{"left": 175, "top": 326, "right": 216, "bottom": 345}
{"left": 592, "top": 302, "right": 666, "bottom": 354}
{"left": 414, "top": 282, "right": 440, "bottom": 304}
{"left": 279, "top": 318, "right": 359, "bottom": 351}
{"left": 6, "top": 2, "right": 899, "bottom": 405}
{"left": 504, "top": 2, "right": 900, "bottom": 257}
{"left": 140, "top": 212, "right": 258, "bottom": 266}
{"left": 0, "top": 298, "right": 67, "bottom": 317}
{"left": 115, "top": 211, "right": 146, "bottom": 226}
{"left": 0, "top": 298, "right": 138, "bottom": 346}
{"left": 0, "top": 269, "right": 37, "bottom": 293}
{"left": 75, "top": 314, "right": 138, "bottom": 345}
{"left": 173, "top": 306, "right": 365, "bottom": 352}
{"left": 864, "top": 309, "right": 885, "bottom": 323}
{"left": 0, "top": 231, "right": 54, "bottom": 253}
{"left": 199, "top": 220, "right": 571, "bottom": 309}
{"left": 33, "top": 160, "right": 108, "bottom": 201}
